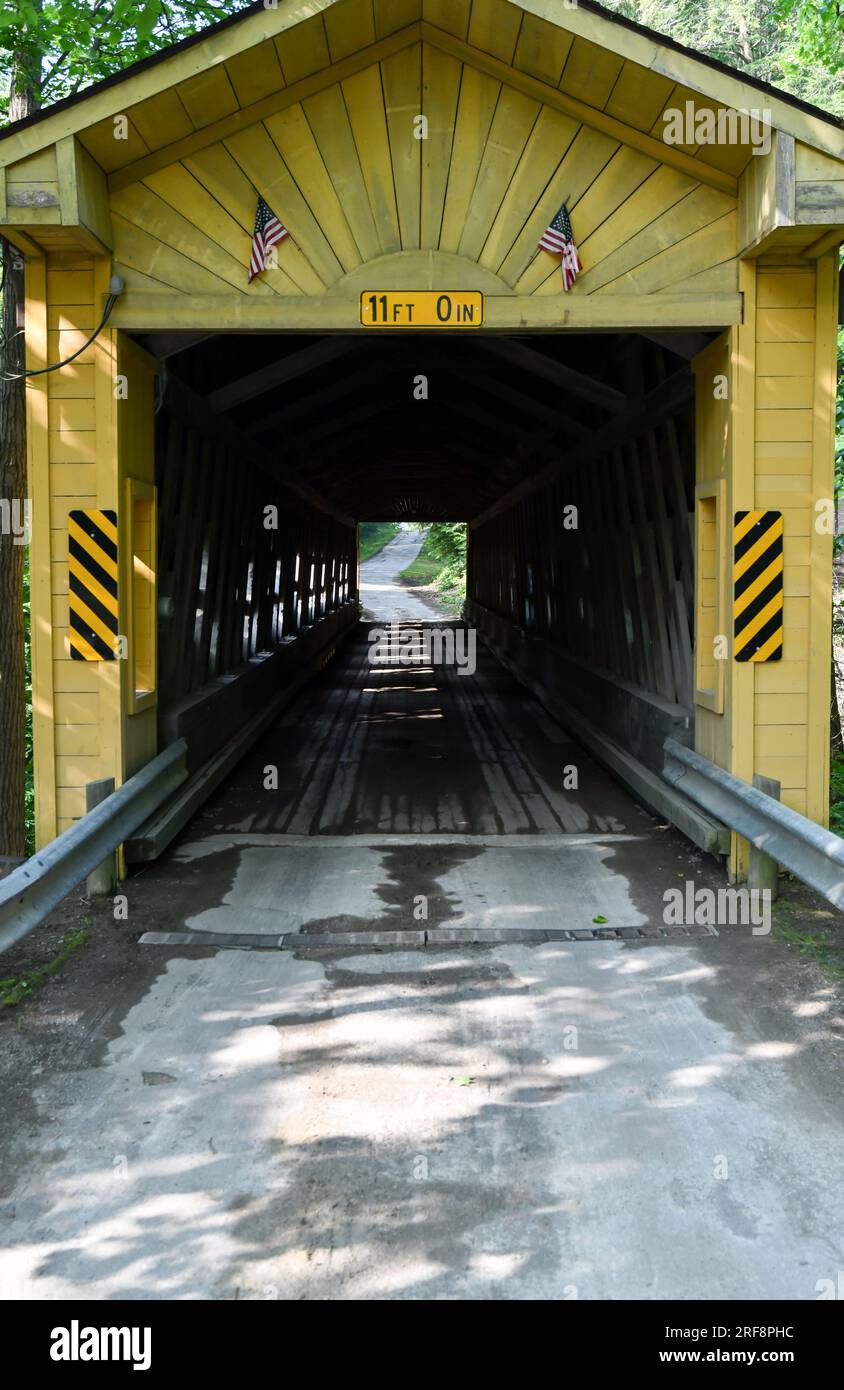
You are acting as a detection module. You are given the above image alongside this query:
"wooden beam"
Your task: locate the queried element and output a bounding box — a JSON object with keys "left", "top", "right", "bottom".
{"left": 450, "top": 393, "right": 588, "bottom": 445}
{"left": 112, "top": 291, "right": 744, "bottom": 334}
{"left": 637, "top": 330, "right": 715, "bottom": 360}
{"left": 738, "top": 130, "right": 795, "bottom": 255}
{"left": 309, "top": 421, "right": 514, "bottom": 478}
{"left": 508, "top": 0, "right": 844, "bottom": 163}
{"left": 248, "top": 356, "right": 390, "bottom": 434}
{"left": 135, "top": 331, "right": 216, "bottom": 358}
{"left": 107, "top": 26, "right": 421, "bottom": 194}
{"left": 161, "top": 372, "right": 353, "bottom": 528}
{"left": 2, "top": 0, "right": 841, "bottom": 184}
{"left": 0, "top": 0, "right": 341, "bottom": 167}
{"left": 281, "top": 397, "right": 386, "bottom": 452}
{"left": 469, "top": 368, "right": 694, "bottom": 529}
{"left": 449, "top": 364, "right": 589, "bottom": 436}
{"left": 804, "top": 226, "right": 844, "bottom": 258}
{"left": 56, "top": 135, "right": 113, "bottom": 249}
{"left": 420, "top": 20, "right": 738, "bottom": 197}
{"left": 475, "top": 337, "right": 625, "bottom": 412}
{"left": 210, "top": 337, "right": 360, "bottom": 413}
{"left": 250, "top": 351, "right": 589, "bottom": 442}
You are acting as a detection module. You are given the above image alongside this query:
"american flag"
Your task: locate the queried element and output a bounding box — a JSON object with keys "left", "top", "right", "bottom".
{"left": 538, "top": 202, "right": 581, "bottom": 291}
{"left": 249, "top": 196, "right": 288, "bottom": 281}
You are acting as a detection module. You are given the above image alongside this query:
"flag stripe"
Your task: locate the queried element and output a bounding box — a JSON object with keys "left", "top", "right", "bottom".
{"left": 249, "top": 196, "right": 289, "bottom": 281}
{"left": 538, "top": 201, "right": 580, "bottom": 292}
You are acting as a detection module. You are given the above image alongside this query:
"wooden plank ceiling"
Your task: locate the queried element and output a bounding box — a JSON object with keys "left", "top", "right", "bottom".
{"left": 103, "top": 0, "right": 746, "bottom": 305}
{"left": 148, "top": 330, "right": 697, "bottom": 521}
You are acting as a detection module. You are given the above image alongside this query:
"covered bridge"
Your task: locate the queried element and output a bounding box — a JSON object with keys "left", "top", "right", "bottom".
{"left": 1, "top": 0, "right": 843, "bottom": 880}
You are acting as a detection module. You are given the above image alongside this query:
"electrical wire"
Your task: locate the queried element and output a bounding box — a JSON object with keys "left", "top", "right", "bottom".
{"left": 3, "top": 290, "right": 120, "bottom": 380}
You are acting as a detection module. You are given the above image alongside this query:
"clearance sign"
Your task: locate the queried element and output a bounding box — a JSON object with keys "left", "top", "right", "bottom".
{"left": 360, "top": 290, "right": 484, "bottom": 327}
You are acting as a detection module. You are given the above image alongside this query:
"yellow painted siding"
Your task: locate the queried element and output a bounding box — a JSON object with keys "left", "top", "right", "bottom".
{"left": 105, "top": 48, "right": 740, "bottom": 302}
{"left": 694, "top": 256, "right": 837, "bottom": 865}
{"left": 753, "top": 265, "right": 816, "bottom": 821}
{"left": 26, "top": 253, "right": 158, "bottom": 843}
{"left": 42, "top": 254, "right": 100, "bottom": 836}
{"left": 116, "top": 333, "right": 158, "bottom": 780}
{"left": 693, "top": 334, "right": 732, "bottom": 777}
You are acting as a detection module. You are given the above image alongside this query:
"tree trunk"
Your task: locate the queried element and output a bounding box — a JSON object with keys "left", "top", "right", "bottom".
{"left": 833, "top": 347, "right": 844, "bottom": 772}
{"left": 0, "top": 241, "right": 28, "bottom": 857}
{"left": 0, "top": 67, "right": 40, "bottom": 857}
{"left": 736, "top": 17, "right": 754, "bottom": 66}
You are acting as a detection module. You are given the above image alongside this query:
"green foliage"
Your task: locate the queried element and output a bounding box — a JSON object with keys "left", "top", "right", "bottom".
{"left": 406, "top": 523, "right": 467, "bottom": 611}
{"left": 830, "top": 749, "right": 844, "bottom": 835}
{"left": 0, "top": 925, "right": 88, "bottom": 1012}
{"left": 0, "top": 1, "right": 254, "bottom": 116}
{"left": 605, "top": 0, "right": 844, "bottom": 115}
{"left": 413, "top": 521, "right": 466, "bottom": 570}
{"left": 774, "top": 0, "right": 844, "bottom": 82}
{"left": 358, "top": 521, "right": 400, "bottom": 563}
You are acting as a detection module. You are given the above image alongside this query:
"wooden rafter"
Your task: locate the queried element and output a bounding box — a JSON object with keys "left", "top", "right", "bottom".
{"left": 470, "top": 367, "right": 694, "bottom": 528}
{"left": 162, "top": 371, "right": 353, "bottom": 527}
{"left": 136, "top": 331, "right": 216, "bottom": 359}
{"left": 475, "top": 338, "right": 626, "bottom": 413}
{"left": 208, "top": 337, "right": 360, "bottom": 412}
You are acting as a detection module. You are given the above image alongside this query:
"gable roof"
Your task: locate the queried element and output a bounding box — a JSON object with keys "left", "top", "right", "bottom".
{"left": 1, "top": 0, "right": 842, "bottom": 160}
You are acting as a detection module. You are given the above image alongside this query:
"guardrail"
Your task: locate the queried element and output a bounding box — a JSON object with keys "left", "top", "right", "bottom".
{"left": 664, "top": 738, "right": 844, "bottom": 911}
{"left": 0, "top": 741, "right": 188, "bottom": 952}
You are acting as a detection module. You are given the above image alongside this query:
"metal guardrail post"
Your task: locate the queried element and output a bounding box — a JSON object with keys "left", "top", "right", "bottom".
{"left": 85, "top": 778, "right": 116, "bottom": 895}
{"left": 664, "top": 737, "right": 844, "bottom": 912}
{"left": 749, "top": 773, "right": 780, "bottom": 900}
{"left": 0, "top": 740, "right": 188, "bottom": 952}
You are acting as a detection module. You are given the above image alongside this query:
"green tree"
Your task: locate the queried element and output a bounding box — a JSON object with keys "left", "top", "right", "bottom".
{"left": 0, "top": 1, "right": 252, "bottom": 855}
{"left": 605, "top": 0, "right": 844, "bottom": 115}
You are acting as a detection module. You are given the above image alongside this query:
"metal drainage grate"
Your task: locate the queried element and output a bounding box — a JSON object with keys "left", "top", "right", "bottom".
{"left": 138, "top": 922, "right": 717, "bottom": 951}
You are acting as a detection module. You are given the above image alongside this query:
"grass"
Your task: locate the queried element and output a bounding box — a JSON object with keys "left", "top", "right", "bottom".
{"left": 400, "top": 530, "right": 466, "bottom": 615}
{"left": 399, "top": 543, "right": 440, "bottom": 586}
{"left": 769, "top": 747, "right": 844, "bottom": 982}
{"left": 830, "top": 748, "right": 844, "bottom": 837}
{"left": 773, "top": 913, "right": 844, "bottom": 981}
{"left": 0, "top": 925, "right": 89, "bottom": 1013}
{"left": 358, "top": 521, "right": 400, "bottom": 563}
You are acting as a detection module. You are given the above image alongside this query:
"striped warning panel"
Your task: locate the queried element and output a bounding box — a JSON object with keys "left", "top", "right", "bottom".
{"left": 68, "top": 509, "right": 118, "bottom": 661}
{"left": 734, "top": 509, "right": 783, "bottom": 662}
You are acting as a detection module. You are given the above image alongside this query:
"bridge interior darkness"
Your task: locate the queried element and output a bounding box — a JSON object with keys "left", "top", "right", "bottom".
{"left": 142, "top": 329, "right": 703, "bottom": 522}
{"left": 126, "top": 327, "right": 708, "bottom": 858}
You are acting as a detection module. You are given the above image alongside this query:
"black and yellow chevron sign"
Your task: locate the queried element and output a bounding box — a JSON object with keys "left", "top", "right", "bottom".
{"left": 68, "top": 509, "right": 119, "bottom": 662}
{"left": 734, "top": 509, "right": 783, "bottom": 662}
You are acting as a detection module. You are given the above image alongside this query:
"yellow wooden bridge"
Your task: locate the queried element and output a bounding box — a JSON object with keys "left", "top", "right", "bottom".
{"left": 1, "top": 0, "right": 842, "bottom": 883}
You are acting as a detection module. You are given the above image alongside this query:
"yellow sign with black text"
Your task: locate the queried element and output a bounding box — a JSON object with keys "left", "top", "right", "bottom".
{"left": 360, "top": 291, "right": 484, "bottom": 328}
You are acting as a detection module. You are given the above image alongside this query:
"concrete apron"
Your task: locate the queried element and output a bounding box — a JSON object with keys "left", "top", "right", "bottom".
{"left": 3, "top": 555, "right": 843, "bottom": 1299}
{"left": 2, "top": 926, "right": 843, "bottom": 1301}
{"left": 150, "top": 832, "right": 661, "bottom": 939}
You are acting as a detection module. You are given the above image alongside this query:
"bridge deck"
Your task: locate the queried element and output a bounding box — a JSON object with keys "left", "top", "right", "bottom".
{"left": 4, "top": 630, "right": 844, "bottom": 1303}
{"left": 193, "top": 624, "right": 641, "bottom": 840}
